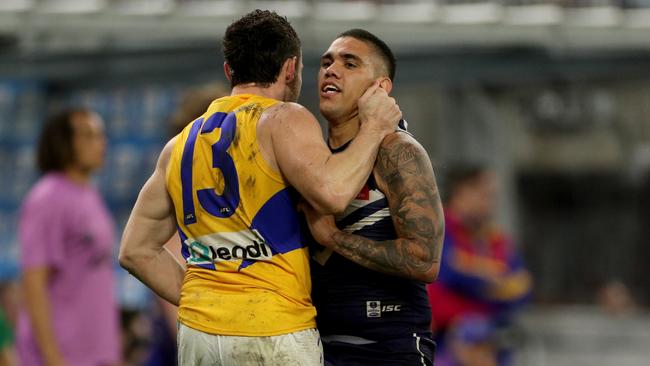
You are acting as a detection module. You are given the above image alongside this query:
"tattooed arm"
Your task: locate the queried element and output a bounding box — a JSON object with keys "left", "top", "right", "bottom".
{"left": 303, "top": 132, "right": 444, "bottom": 282}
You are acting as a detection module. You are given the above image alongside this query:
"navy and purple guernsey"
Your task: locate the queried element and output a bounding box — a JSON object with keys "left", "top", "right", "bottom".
{"left": 310, "top": 120, "right": 432, "bottom": 341}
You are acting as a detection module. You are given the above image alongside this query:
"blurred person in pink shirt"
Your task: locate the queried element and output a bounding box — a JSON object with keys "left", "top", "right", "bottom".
{"left": 17, "top": 108, "right": 121, "bottom": 366}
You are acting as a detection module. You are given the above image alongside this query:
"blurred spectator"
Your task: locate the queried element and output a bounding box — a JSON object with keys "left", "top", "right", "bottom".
{"left": 437, "top": 315, "right": 498, "bottom": 366}
{"left": 427, "top": 165, "right": 532, "bottom": 365}
{"left": 145, "top": 82, "right": 227, "bottom": 366}
{"left": 597, "top": 280, "right": 639, "bottom": 317}
{"left": 167, "top": 82, "right": 228, "bottom": 138}
{"left": 0, "top": 307, "right": 15, "bottom": 366}
{"left": 122, "top": 309, "right": 153, "bottom": 366}
{"left": 0, "top": 262, "right": 18, "bottom": 366}
{"left": 16, "top": 108, "right": 121, "bottom": 366}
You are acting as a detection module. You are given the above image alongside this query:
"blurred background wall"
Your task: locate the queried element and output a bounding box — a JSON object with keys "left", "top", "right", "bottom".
{"left": 1, "top": 1, "right": 650, "bottom": 365}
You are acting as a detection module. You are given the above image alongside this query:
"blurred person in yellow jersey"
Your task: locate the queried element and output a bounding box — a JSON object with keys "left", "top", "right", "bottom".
{"left": 118, "top": 9, "right": 402, "bottom": 366}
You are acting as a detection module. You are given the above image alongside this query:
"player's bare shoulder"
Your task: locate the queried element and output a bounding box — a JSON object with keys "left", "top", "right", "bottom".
{"left": 378, "top": 131, "right": 431, "bottom": 171}
{"left": 261, "top": 101, "right": 316, "bottom": 129}
{"left": 159, "top": 136, "right": 178, "bottom": 171}
{"left": 259, "top": 101, "right": 322, "bottom": 149}
{"left": 381, "top": 129, "right": 425, "bottom": 150}
{"left": 375, "top": 130, "right": 434, "bottom": 192}
{"left": 257, "top": 101, "right": 321, "bottom": 173}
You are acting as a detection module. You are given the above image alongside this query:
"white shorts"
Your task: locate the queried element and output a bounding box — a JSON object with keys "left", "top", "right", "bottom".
{"left": 177, "top": 322, "right": 323, "bottom": 366}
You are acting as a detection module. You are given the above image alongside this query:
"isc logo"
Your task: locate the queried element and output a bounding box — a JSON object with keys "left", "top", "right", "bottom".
{"left": 366, "top": 301, "right": 402, "bottom": 318}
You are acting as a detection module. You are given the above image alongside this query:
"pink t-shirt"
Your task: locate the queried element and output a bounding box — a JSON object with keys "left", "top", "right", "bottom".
{"left": 17, "top": 173, "right": 121, "bottom": 366}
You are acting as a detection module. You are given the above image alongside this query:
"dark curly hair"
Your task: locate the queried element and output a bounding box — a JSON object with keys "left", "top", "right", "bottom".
{"left": 36, "top": 108, "right": 90, "bottom": 174}
{"left": 223, "top": 10, "right": 301, "bottom": 88}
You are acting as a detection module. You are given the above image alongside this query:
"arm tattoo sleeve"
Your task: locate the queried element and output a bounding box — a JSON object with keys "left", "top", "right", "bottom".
{"left": 329, "top": 136, "right": 444, "bottom": 281}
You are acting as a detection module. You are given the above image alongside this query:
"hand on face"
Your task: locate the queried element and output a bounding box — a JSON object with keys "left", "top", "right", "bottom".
{"left": 358, "top": 79, "right": 402, "bottom": 137}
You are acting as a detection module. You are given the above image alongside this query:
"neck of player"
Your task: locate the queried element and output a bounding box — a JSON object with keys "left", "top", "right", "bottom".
{"left": 328, "top": 115, "right": 361, "bottom": 150}
{"left": 231, "top": 82, "right": 286, "bottom": 102}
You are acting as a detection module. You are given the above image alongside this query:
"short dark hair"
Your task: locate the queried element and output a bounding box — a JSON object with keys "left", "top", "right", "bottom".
{"left": 223, "top": 10, "right": 301, "bottom": 88}
{"left": 36, "top": 108, "right": 88, "bottom": 174}
{"left": 338, "top": 29, "right": 396, "bottom": 81}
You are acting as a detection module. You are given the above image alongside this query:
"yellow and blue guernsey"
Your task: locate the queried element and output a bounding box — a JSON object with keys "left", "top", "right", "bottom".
{"left": 166, "top": 94, "right": 316, "bottom": 336}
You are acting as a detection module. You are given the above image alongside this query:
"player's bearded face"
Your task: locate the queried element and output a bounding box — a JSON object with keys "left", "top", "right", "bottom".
{"left": 318, "top": 37, "right": 377, "bottom": 123}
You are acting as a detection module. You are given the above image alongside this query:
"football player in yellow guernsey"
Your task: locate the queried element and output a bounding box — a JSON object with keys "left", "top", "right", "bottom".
{"left": 119, "top": 10, "right": 402, "bottom": 366}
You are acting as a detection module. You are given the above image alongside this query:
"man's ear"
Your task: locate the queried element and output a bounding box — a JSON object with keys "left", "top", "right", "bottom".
{"left": 224, "top": 62, "right": 233, "bottom": 82}
{"left": 378, "top": 77, "right": 393, "bottom": 94}
{"left": 284, "top": 57, "right": 297, "bottom": 83}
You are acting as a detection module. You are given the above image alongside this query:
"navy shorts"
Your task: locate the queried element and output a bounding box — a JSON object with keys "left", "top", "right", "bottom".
{"left": 323, "top": 332, "right": 436, "bottom": 366}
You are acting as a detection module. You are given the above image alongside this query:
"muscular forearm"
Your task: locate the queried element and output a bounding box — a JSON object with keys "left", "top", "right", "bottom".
{"left": 321, "top": 127, "right": 385, "bottom": 213}
{"left": 328, "top": 230, "right": 439, "bottom": 282}
{"left": 120, "top": 246, "right": 184, "bottom": 306}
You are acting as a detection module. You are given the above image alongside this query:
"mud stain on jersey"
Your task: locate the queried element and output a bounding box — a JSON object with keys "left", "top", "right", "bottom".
{"left": 245, "top": 175, "right": 256, "bottom": 190}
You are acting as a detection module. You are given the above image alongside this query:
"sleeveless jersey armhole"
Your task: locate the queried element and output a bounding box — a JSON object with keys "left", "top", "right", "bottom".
{"left": 251, "top": 104, "right": 285, "bottom": 185}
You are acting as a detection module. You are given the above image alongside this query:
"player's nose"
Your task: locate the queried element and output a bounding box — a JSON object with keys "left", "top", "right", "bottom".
{"left": 324, "top": 62, "right": 341, "bottom": 78}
